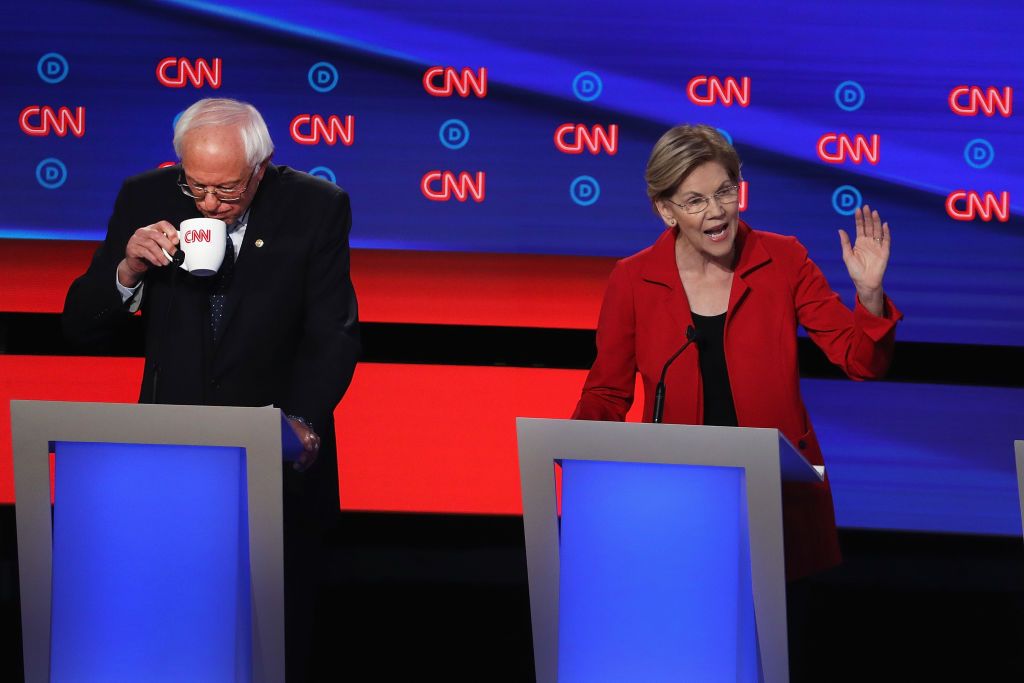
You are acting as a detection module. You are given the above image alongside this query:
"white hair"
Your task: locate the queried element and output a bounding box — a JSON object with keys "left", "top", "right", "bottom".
{"left": 173, "top": 98, "right": 274, "bottom": 168}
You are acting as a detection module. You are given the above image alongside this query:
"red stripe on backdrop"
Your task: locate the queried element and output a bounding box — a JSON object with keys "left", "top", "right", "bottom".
{"left": 350, "top": 249, "right": 615, "bottom": 329}
{"left": 336, "top": 364, "right": 643, "bottom": 514}
{"left": 2, "top": 357, "right": 642, "bottom": 510}
{"left": 0, "top": 239, "right": 615, "bottom": 328}
{"left": 0, "top": 356, "right": 144, "bottom": 502}
{"left": 0, "top": 241, "right": 98, "bottom": 314}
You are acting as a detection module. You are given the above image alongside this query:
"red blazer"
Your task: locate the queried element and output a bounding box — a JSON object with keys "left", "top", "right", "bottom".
{"left": 573, "top": 222, "right": 902, "bottom": 579}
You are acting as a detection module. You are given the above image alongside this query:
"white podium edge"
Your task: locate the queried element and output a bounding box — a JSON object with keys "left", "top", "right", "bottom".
{"left": 10, "top": 400, "right": 299, "bottom": 683}
{"left": 1015, "top": 441, "right": 1024, "bottom": 543}
{"left": 517, "top": 417, "right": 821, "bottom": 683}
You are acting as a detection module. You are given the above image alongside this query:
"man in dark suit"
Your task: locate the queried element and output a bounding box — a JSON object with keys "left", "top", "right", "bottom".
{"left": 62, "top": 97, "right": 360, "bottom": 680}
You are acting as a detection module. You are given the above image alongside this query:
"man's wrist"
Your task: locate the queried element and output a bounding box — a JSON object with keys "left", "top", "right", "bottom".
{"left": 116, "top": 260, "right": 143, "bottom": 289}
{"left": 287, "top": 414, "right": 315, "bottom": 433}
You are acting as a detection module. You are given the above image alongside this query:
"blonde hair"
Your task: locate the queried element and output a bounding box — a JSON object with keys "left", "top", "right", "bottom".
{"left": 645, "top": 125, "right": 741, "bottom": 212}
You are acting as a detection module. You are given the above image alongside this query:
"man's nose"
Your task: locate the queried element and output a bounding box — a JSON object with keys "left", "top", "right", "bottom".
{"left": 197, "top": 191, "right": 221, "bottom": 212}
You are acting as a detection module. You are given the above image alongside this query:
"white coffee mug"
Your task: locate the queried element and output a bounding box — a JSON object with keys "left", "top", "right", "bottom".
{"left": 163, "top": 218, "right": 227, "bottom": 277}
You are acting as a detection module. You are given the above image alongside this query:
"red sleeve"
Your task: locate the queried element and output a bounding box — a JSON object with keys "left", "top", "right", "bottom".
{"left": 791, "top": 239, "right": 903, "bottom": 380}
{"left": 572, "top": 260, "right": 638, "bottom": 420}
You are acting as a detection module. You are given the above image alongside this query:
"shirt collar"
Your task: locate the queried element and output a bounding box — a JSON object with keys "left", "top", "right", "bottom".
{"left": 228, "top": 206, "right": 251, "bottom": 232}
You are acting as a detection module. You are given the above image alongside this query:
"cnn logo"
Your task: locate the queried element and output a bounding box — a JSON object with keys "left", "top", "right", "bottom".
{"left": 183, "top": 229, "right": 212, "bottom": 244}
{"left": 423, "top": 67, "right": 487, "bottom": 98}
{"left": 817, "top": 133, "right": 880, "bottom": 165}
{"left": 290, "top": 115, "right": 354, "bottom": 146}
{"left": 156, "top": 57, "right": 222, "bottom": 89}
{"left": 421, "top": 171, "right": 486, "bottom": 202}
{"left": 949, "top": 86, "right": 1013, "bottom": 117}
{"left": 19, "top": 106, "right": 85, "bottom": 137}
{"left": 686, "top": 76, "right": 750, "bottom": 107}
{"left": 554, "top": 124, "right": 618, "bottom": 155}
{"left": 945, "top": 191, "right": 1010, "bottom": 222}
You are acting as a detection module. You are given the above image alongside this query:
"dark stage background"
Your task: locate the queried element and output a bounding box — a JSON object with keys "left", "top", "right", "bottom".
{"left": 2, "top": 0, "right": 1023, "bottom": 680}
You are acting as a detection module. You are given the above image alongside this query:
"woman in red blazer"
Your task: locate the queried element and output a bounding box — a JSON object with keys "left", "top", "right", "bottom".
{"left": 572, "top": 125, "right": 902, "bottom": 581}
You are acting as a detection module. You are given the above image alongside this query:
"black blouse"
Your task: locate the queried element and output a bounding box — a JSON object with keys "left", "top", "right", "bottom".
{"left": 690, "top": 312, "right": 739, "bottom": 427}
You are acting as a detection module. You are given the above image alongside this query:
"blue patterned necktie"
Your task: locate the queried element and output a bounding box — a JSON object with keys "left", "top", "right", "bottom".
{"left": 208, "top": 231, "right": 235, "bottom": 342}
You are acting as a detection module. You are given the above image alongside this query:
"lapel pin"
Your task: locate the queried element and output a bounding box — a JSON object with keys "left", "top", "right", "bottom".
{"left": 254, "top": 239, "right": 264, "bottom": 248}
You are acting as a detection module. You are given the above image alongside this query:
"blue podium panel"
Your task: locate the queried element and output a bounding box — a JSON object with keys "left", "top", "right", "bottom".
{"left": 558, "top": 460, "right": 757, "bottom": 683}
{"left": 50, "top": 442, "right": 252, "bottom": 683}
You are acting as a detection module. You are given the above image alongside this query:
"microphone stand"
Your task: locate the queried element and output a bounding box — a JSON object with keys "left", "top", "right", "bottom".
{"left": 150, "top": 249, "right": 185, "bottom": 404}
{"left": 651, "top": 325, "right": 698, "bottom": 424}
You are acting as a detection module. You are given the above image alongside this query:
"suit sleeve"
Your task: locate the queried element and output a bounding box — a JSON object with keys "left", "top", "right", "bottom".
{"left": 572, "top": 260, "right": 637, "bottom": 421}
{"left": 791, "top": 239, "right": 903, "bottom": 380}
{"left": 62, "top": 180, "right": 145, "bottom": 349}
{"left": 282, "top": 188, "right": 360, "bottom": 431}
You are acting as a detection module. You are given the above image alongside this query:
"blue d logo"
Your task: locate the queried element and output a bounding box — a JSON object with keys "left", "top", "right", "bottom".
{"left": 834, "top": 80, "right": 865, "bottom": 112}
{"left": 36, "top": 157, "right": 68, "bottom": 189}
{"left": 831, "top": 185, "right": 862, "bottom": 216}
{"left": 439, "top": 119, "right": 470, "bottom": 150}
{"left": 572, "top": 72, "right": 603, "bottom": 102}
{"left": 37, "top": 52, "right": 70, "bottom": 84}
{"left": 307, "top": 62, "right": 339, "bottom": 93}
{"left": 964, "top": 138, "right": 994, "bottom": 169}
{"left": 570, "top": 175, "right": 601, "bottom": 206}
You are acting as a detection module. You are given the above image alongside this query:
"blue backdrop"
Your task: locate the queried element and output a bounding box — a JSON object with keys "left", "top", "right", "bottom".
{"left": 4, "top": 0, "right": 1021, "bottom": 346}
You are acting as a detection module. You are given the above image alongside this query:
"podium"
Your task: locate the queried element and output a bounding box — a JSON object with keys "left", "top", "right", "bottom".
{"left": 10, "top": 400, "right": 302, "bottom": 683}
{"left": 517, "top": 418, "right": 822, "bottom": 683}
{"left": 1016, "top": 441, "right": 1024, "bottom": 539}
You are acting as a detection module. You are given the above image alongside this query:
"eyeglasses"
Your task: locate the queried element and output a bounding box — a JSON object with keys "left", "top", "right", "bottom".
{"left": 178, "top": 166, "right": 258, "bottom": 202}
{"left": 664, "top": 184, "right": 740, "bottom": 214}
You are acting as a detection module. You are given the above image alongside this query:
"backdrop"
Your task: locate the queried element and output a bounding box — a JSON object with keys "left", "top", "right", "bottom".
{"left": 2, "top": 0, "right": 1022, "bottom": 536}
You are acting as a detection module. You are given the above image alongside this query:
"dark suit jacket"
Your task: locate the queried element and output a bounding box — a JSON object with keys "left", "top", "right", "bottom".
{"left": 573, "top": 222, "right": 902, "bottom": 579}
{"left": 63, "top": 164, "right": 360, "bottom": 515}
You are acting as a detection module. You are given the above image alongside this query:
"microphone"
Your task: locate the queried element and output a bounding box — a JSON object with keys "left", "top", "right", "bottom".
{"left": 149, "top": 250, "right": 184, "bottom": 403}
{"left": 651, "top": 325, "right": 699, "bottom": 424}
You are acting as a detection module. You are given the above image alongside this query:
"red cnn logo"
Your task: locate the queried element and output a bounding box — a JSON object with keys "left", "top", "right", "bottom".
{"left": 183, "top": 229, "right": 212, "bottom": 244}
{"left": 945, "top": 191, "right": 1010, "bottom": 222}
{"left": 949, "top": 86, "right": 1013, "bottom": 117}
{"left": 738, "top": 181, "right": 749, "bottom": 212}
{"left": 156, "top": 57, "right": 222, "bottom": 89}
{"left": 686, "top": 76, "right": 750, "bottom": 107}
{"left": 421, "top": 171, "right": 486, "bottom": 202}
{"left": 817, "top": 133, "right": 880, "bottom": 165}
{"left": 423, "top": 67, "right": 488, "bottom": 98}
{"left": 554, "top": 124, "right": 618, "bottom": 155}
{"left": 19, "top": 106, "right": 85, "bottom": 138}
{"left": 290, "top": 115, "right": 355, "bottom": 146}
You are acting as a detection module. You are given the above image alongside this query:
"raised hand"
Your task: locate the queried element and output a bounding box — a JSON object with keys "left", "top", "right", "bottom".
{"left": 838, "top": 204, "right": 890, "bottom": 316}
